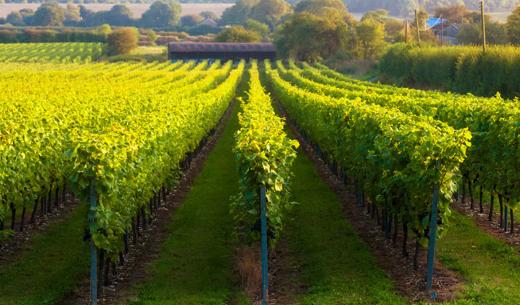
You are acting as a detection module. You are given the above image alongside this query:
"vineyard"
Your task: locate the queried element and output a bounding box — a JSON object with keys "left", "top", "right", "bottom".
{"left": 0, "top": 42, "right": 105, "bottom": 63}
{"left": 0, "top": 44, "right": 520, "bottom": 305}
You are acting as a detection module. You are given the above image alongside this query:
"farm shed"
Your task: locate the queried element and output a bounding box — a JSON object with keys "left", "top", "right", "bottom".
{"left": 168, "top": 42, "right": 276, "bottom": 61}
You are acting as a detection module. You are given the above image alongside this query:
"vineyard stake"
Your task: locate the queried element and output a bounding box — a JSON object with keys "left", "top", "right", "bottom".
{"left": 426, "top": 180, "right": 440, "bottom": 297}
{"left": 89, "top": 179, "right": 98, "bottom": 305}
{"left": 260, "top": 186, "right": 268, "bottom": 305}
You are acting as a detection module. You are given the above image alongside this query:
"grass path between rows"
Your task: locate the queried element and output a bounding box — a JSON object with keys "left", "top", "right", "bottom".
{"left": 281, "top": 152, "right": 408, "bottom": 305}
{"left": 437, "top": 211, "right": 520, "bottom": 305}
{"left": 0, "top": 204, "right": 89, "bottom": 305}
{"left": 127, "top": 105, "right": 243, "bottom": 305}
{"left": 283, "top": 151, "right": 520, "bottom": 305}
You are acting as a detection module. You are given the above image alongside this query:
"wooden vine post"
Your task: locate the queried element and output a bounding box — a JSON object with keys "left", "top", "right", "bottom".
{"left": 426, "top": 162, "right": 440, "bottom": 299}
{"left": 89, "top": 179, "right": 98, "bottom": 305}
{"left": 404, "top": 20, "right": 409, "bottom": 43}
{"left": 260, "top": 186, "right": 268, "bottom": 305}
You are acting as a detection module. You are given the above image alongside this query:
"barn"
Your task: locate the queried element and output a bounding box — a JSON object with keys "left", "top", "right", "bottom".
{"left": 168, "top": 42, "right": 277, "bottom": 62}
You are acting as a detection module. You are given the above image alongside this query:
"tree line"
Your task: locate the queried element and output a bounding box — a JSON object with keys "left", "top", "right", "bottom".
{"left": 0, "top": 0, "right": 234, "bottom": 3}
{"left": 215, "top": 0, "right": 520, "bottom": 63}
{"left": 0, "top": 0, "right": 182, "bottom": 28}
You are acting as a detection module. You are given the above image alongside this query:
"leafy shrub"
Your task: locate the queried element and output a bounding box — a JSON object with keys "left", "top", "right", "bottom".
{"left": 107, "top": 27, "right": 139, "bottom": 55}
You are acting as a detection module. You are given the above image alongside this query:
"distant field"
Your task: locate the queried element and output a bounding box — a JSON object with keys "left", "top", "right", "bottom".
{"left": 0, "top": 3, "right": 234, "bottom": 18}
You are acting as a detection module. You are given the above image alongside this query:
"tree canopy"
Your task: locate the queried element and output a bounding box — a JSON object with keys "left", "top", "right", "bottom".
{"left": 32, "top": 2, "right": 65, "bottom": 26}
{"left": 220, "top": 0, "right": 290, "bottom": 30}
{"left": 140, "top": 0, "right": 181, "bottom": 28}
{"left": 275, "top": 12, "right": 349, "bottom": 61}
{"left": 107, "top": 27, "right": 139, "bottom": 55}
{"left": 507, "top": 5, "right": 520, "bottom": 44}
{"left": 220, "top": 0, "right": 259, "bottom": 25}
{"left": 215, "top": 25, "right": 262, "bottom": 42}
{"left": 295, "top": 0, "right": 354, "bottom": 24}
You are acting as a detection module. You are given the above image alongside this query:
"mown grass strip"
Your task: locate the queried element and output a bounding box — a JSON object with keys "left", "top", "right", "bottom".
{"left": 128, "top": 106, "right": 242, "bottom": 305}
{"left": 438, "top": 212, "right": 520, "bottom": 305}
{"left": 284, "top": 153, "right": 407, "bottom": 305}
{"left": 285, "top": 153, "right": 520, "bottom": 305}
{"left": 0, "top": 204, "right": 88, "bottom": 305}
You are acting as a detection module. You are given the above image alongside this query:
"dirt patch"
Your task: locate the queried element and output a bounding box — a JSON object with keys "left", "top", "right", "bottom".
{"left": 275, "top": 102, "right": 463, "bottom": 304}
{"left": 267, "top": 238, "right": 303, "bottom": 305}
{"left": 58, "top": 102, "right": 236, "bottom": 305}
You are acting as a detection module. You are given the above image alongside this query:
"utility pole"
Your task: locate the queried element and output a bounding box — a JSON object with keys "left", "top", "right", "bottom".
{"left": 481, "top": 0, "right": 487, "bottom": 52}
{"left": 405, "top": 20, "right": 409, "bottom": 43}
{"left": 440, "top": 16, "right": 444, "bottom": 46}
{"left": 415, "top": 9, "right": 421, "bottom": 45}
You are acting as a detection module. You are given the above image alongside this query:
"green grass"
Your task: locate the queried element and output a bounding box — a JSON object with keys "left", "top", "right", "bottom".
{"left": 283, "top": 153, "right": 407, "bottom": 305}
{"left": 437, "top": 211, "right": 520, "bottom": 305}
{"left": 0, "top": 204, "right": 89, "bottom": 305}
{"left": 284, "top": 153, "right": 520, "bottom": 305}
{"left": 127, "top": 105, "right": 243, "bottom": 305}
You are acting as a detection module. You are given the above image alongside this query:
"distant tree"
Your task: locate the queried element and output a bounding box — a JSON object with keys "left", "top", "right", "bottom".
{"left": 79, "top": 5, "right": 94, "bottom": 20}
{"left": 141, "top": 28, "right": 157, "bottom": 44}
{"left": 355, "top": 17, "right": 386, "bottom": 60}
{"left": 220, "top": 0, "right": 259, "bottom": 25}
{"left": 200, "top": 10, "right": 218, "bottom": 20}
{"left": 32, "top": 2, "right": 66, "bottom": 26}
{"left": 249, "top": 0, "right": 291, "bottom": 29}
{"left": 180, "top": 14, "right": 203, "bottom": 27}
{"left": 486, "top": 21, "right": 509, "bottom": 44}
{"left": 64, "top": 4, "right": 81, "bottom": 23}
{"left": 107, "top": 27, "right": 139, "bottom": 55}
{"left": 507, "top": 5, "right": 520, "bottom": 44}
{"left": 464, "top": 10, "right": 491, "bottom": 25}
{"left": 19, "top": 8, "right": 34, "bottom": 18}
{"left": 215, "top": 25, "right": 261, "bottom": 42}
{"left": 97, "top": 23, "right": 112, "bottom": 39}
{"left": 140, "top": 0, "right": 181, "bottom": 28}
{"left": 0, "top": 18, "right": 6, "bottom": 25}
{"left": 6, "top": 11, "right": 24, "bottom": 25}
{"left": 434, "top": 4, "right": 469, "bottom": 23}
{"left": 359, "top": 10, "right": 404, "bottom": 43}
{"left": 275, "top": 12, "right": 350, "bottom": 61}
{"left": 245, "top": 18, "right": 269, "bottom": 39}
{"left": 106, "top": 4, "right": 133, "bottom": 26}
{"left": 295, "top": 0, "right": 354, "bottom": 24}
{"left": 361, "top": 9, "right": 388, "bottom": 21}
{"left": 456, "top": 23, "right": 480, "bottom": 44}
{"left": 413, "top": 7, "right": 429, "bottom": 30}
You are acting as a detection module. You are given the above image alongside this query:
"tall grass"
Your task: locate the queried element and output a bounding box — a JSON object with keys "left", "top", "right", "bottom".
{"left": 379, "top": 44, "right": 520, "bottom": 98}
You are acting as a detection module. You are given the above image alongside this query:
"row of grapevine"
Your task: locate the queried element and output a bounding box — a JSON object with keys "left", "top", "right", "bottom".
{"left": 0, "top": 60, "right": 245, "bottom": 258}
{"left": 232, "top": 61, "right": 299, "bottom": 246}
{"left": 265, "top": 60, "right": 472, "bottom": 253}
{"left": 278, "top": 61, "right": 519, "bottom": 227}
{"left": 0, "top": 42, "right": 105, "bottom": 63}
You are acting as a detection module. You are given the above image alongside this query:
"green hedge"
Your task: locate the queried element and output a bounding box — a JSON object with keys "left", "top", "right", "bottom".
{"left": 0, "top": 28, "right": 107, "bottom": 43}
{"left": 379, "top": 44, "right": 520, "bottom": 98}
